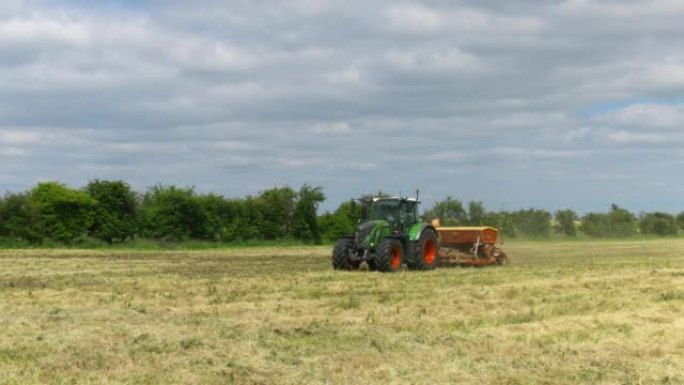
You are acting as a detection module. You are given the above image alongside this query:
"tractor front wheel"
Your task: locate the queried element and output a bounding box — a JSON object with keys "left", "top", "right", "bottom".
{"left": 367, "top": 259, "right": 378, "bottom": 271}
{"left": 375, "top": 238, "right": 404, "bottom": 273}
{"left": 415, "top": 230, "right": 439, "bottom": 270}
{"left": 332, "top": 238, "right": 359, "bottom": 270}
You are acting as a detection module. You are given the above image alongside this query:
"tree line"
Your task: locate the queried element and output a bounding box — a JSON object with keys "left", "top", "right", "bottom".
{"left": 0, "top": 181, "right": 683, "bottom": 246}
{"left": 0, "top": 180, "right": 324, "bottom": 246}
{"left": 419, "top": 198, "right": 684, "bottom": 238}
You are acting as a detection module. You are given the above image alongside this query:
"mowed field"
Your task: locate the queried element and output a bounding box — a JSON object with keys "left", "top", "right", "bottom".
{"left": 1, "top": 240, "right": 683, "bottom": 385}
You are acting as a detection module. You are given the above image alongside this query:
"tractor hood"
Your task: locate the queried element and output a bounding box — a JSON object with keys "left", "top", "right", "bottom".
{"left": 356, "top": 220, "right": 390, "bottom": 247}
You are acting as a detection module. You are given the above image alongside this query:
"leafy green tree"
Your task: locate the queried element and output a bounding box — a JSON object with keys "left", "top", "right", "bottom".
{"left": 292, "top": 185, "right": 325, "bottom": 243}
{"left": 554, "top": 209, "right": 577, "bottom": 236}
{"left": 221, "top": 198, "right": 251, "bottom": 242}
{"left": 483, "top": 211, "right": 517, "bottom": 238}
{"left": 581, "top": 204, "right": 637, "bottom": 237}
{"left": 140, "top": 185, "right": 204, "bottom": 241}
{"left": 194, "top": 194, "right": 239, "bottom": 241}
{"left": 31, "top": 182, "right": 96, "bottom": 243}
{"left": 607, "top": 204, "right": 637, "bottom": 237}
{"left": 639, "top": 212, "right": 678, "bottom": 236}
{"left": 423, "top": 197, "right": 466, "bottom": 226}
{"left": 319, "top": 200, "right": 358, "bottom": 242}
{"left": 0, "top": 192, "right": 43, "bottom": 243}
{"left": 580, "top": 212, "right": 609, "bottom": 237}
{"left": 467, "top": 201, "right": 486, "bottom": 226}
{"left": 86, "top": 179, "right": 138, "bottom": 244}
{"left": 677, "top": 212, "right": 684, "bottom": 231}
{"left": 511, "top": 209, "right": 552, "bottom": 237}
{"left": 238, "top": 196, "right": 265, "bottom": 241}
{"left": 257, "top": 187, "right": 296, "bottom": 239}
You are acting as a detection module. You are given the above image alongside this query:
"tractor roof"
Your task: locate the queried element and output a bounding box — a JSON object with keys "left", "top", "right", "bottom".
{"left": 373, "top": 196, "right": 419, "bottom": 203}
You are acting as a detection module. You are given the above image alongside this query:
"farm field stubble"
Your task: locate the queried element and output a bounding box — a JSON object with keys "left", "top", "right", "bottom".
{"left": 0, "top": 239, "right": 683, "bottom": 385}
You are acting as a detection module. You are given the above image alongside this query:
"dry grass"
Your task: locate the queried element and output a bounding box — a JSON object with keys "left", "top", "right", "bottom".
{"left": 1, "top": 240, "right": 683, "bottom": 384}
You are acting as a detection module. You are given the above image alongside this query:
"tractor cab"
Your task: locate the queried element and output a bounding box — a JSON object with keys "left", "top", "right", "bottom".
{"left": 370, "top": 197, "right": 418, "bottom": 232}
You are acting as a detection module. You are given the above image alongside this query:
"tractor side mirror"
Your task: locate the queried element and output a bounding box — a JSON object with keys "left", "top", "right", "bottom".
{"left": 350, "top": 199, "right": 356, "bottom": 216}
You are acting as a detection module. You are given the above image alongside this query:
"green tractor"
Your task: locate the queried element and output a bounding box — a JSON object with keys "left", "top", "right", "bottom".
{"left": 332, "top": 193, "right": 439, "bottom": 272}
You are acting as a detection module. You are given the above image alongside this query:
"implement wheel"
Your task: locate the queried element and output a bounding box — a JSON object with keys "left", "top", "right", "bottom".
{"left": 375, "top": 238, "right": 404, "bottom": 273}
{"left": 415, "top": 230, "right": 439, "bottom": 270}
{"left": 332, "top": 238, "right": 359, "bottom": 270}
{"left": 494, "top": 249, "right": 509, "bottom": 266}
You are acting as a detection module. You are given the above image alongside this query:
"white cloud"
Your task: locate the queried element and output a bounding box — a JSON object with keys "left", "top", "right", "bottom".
{"left": 384, "top": 47, "right": 484, "bottom": 73}
{"left": 643, "top": 62, "right": 684, "bottom": 89}
{"left": 168, "top": 38, "right": 256, "bottom": 72}
{"left": 560, "top": 0, "right": 684, "bottom": 17}
{"left": 598, "top": 103, "right": 684, "bottom": 129}
{"left": 489, "top": 112, "right": 569, "bottom": 129}
{"left": 601, "top": 130, "right": 669, "bottom": 145}
{"left": 208, "top": 141, "right": 251, "bottom": 151}
{"left": 309, "top": 122, "right": 352, "bottom": 135}
{"left": 0, "top": 16, "right": 90, "bottom": 46}
{"left": 0, "top": 129, "right": 41, "bottom": 144}
{"left": 271, "top": 157, "right": 324, "bottom": 169}
{"left": 326, "top": 66, "right": 360, "bottom": 85}
{"left": 0, "top": 147, "right": 27, "bottom": 157}
{"left": 491, "top": 147, "right": 581, "bottom": 160}
{"left": 290, "top": 0, "right": 341, "bottom": 16}
{"left": 384, "top": 4, "right": 443, "bottom": 35}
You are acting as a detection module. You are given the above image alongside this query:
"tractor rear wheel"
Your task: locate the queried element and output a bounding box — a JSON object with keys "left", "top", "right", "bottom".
{"left": 332, "top": 238, "right": 359, "bottom": 270}
{"left": 415, "top": 230, "right": 439, "bottom": 270}
{"left": 375, "top": 238, "right": 404, "bottom": 273}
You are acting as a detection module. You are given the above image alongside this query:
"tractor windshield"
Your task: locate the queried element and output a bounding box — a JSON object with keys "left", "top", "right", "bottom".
{"left": 371, "top": 199, "right": 401, "bottom": 221}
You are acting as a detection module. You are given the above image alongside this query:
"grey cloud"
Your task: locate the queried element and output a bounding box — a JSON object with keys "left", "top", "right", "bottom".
{"left": 1, "top": 0, "right": 684, "bottom": 213}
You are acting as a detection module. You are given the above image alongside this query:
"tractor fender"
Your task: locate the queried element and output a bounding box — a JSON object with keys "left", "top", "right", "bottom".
{"left": 408, "top": 223, "right": 438, "bottom": 242}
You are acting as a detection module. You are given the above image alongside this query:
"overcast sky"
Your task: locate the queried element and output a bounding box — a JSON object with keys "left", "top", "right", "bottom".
{"left": 1, "top": 0, "right": 684, "bottom": 214}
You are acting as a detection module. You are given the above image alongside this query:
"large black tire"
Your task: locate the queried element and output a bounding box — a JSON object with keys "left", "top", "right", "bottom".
{"left": 367, "top": 259, "right": 378, "bottom": 271}
{"left": 414, "top": 230, "right": 439, "bottom": 270}
{"left": 332, "top": 238, "right": 359, "bottom": 270}
{"left": 374, "top": 238, "right": 404, "bottom": 273}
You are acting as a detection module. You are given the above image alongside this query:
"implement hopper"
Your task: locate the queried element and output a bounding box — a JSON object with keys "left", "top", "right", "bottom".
{"left": 433, "top": 222, "right": 508, "bottom": 267}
